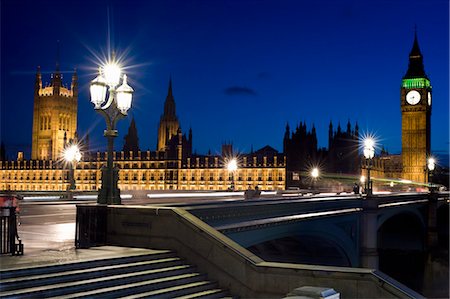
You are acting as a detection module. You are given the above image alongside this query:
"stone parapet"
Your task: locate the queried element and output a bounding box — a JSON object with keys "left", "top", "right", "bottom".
{"left": 77, "top": 204, "right": 421, "bottom": 298}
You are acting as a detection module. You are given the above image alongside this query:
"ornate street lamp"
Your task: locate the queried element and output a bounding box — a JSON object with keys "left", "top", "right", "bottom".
{"left": 427, "top": 157, "right": 436, "bottom": 192}
{"left": 363, "top": 137, "right": 375, "bottom": 195}
{"left": 90, "top": 60, "right": 134, "bottom": 204}
{"left": 63, "top": 144, "right": 82, "bottom": 191}
{"left": 227, "top": 158, "right": 238, "bottom": 191}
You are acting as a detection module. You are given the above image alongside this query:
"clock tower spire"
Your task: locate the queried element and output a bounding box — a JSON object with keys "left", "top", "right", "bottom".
{"left": 401, "top": 30, "right": 432, "bottom": 183}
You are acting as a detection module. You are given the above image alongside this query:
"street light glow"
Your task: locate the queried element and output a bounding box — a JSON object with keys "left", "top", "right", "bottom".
{"left": 360, "top": 175, "right": 366, "bottom": 183}
{"left": 227, "top": 158, "right": 238, "bottom": 172}
{"left": 364, "top": 137, "right": 375, "bottom": 149}
{"left": 63, "top": 144, "right": 81, "bottom": 163}
{"left": 363, "top": 137, "right": 375, "bottom": 160}
{"left": 427, "top": 157, "right": 436, "bottom": 171}
{"left": 311, "top": 167, "right": 319, "bottom": 178}
{"left": 103, "top": 61, "right": 122, "bottom": 88}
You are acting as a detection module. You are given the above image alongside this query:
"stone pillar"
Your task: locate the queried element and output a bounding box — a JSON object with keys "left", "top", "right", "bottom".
{"left": 360, "top": 198, "right": 379, "bottom": 269}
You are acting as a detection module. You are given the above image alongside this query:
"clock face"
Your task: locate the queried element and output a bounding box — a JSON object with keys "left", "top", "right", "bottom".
{"left": 428, "top": 92, "right": 431, "bottom": 106}
{"left": 406, "top": 90, "right": 421, "bottom": 105}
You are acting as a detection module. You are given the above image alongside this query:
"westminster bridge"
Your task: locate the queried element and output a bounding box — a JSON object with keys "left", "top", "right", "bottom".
{"left": 74, "top": 191, "right": 449, "bottom": 298}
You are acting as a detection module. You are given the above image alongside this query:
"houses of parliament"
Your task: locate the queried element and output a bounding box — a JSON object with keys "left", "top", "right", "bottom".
{"left": 0, "top": 33, "right": 435, "bottom": 192}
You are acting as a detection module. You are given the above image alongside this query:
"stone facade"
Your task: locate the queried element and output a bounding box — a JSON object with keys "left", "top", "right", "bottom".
{"left": 31, "top": 65, "right": 78, "bottom": 161}
{"left": 0, "top": 150, "right": 285, "bottom": 191}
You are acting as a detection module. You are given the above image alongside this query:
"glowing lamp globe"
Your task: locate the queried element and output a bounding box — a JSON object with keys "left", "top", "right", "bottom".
{"left": 311, "top": 168, "right": 319, "bottom": 178}
{"left": 363, "top": 137, "right": 375, "bottom": 159}
{"left": 103, "top": 62, "right": 122, "bottom": 88}
{"left": 364, "top": 138, "right": 375, "bottom": 149}
{"left": 90, "top": 71, "right": 107, "bottom": 108}
{"left": 116, "top": 74, "right": 134, "bottom": 114}
{"left": 363, "top": 147, "right": 375, "bottom": 159}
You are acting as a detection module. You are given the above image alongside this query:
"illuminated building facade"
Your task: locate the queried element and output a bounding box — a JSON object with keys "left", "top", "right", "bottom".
{"left": 31, "top": 64, "right": 78, "bottom": 161}
{"left": 0, "top": 33, "right": 435, "bottom": 191}
{"left": 367, "top": 32, "right": 432, "bottom": 185}
{"left": 0, "top": 149, "right": 285, "bottom": 192}
{"left": 400, "top": 32, "right": 432, "bottom": 183}
{"left": 0, "top": 76, "right": 285, "bottom": 192}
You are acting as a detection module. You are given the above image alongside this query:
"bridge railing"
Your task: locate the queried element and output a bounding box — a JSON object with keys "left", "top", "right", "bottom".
{"left": 0, "top": 207, "right": 23, "bottom": 255}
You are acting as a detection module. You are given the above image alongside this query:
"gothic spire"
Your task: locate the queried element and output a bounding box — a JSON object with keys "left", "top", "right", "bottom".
{"left": 404, "top": 29, "right": 427, "bottom": 79}
{"left": 51, "top": 41, "right": 62, "bottom": 88}
{"left": 123, "top": 117, "right": 140, "bottom": 153}
{"left": 163, "top": 77, "right": 176, "bottom": 118}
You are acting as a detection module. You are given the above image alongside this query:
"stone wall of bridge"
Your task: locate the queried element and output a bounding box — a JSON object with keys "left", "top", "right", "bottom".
{"left": 76, "top": 204, "right": 421, "bottom": 298}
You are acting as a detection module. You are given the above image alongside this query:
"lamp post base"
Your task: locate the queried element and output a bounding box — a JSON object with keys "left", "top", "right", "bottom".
{"left": 98, "top": 165, "right": 121, "bottom": 204}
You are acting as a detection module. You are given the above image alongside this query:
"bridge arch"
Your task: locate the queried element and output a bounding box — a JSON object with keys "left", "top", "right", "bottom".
{"left": 231, "top": 221, "right": 358, "bottom": 267}
{"left": 377, "top": 210, "right": 427, "bottom": 293}
{"left": 377, "top": 207, "right": 425, "bottom": 232}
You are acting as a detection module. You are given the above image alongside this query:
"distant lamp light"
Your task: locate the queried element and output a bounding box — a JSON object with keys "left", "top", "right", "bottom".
{"left": 63, "top": 144, "right": 81, "bottom": 191}
{"left": 227, "top": 158, "right": 238, "bottom": 191}
{"left": 390, "top": 181, "right": 394, "bottom": 187}
{"left": 63, "top": 144, "right": 81, "bottom": 163}
{"left": 427, "top": 157, "right": 436, "bottom": 171}
{"left": 310, "top": 167, "right": 319, "bottom": 194}
{"left": 227, "top": 158, "right": 238, "bottom": 172}
{"left": 362, "top": 136, "right": 375, "bottom": 196}
{"left": 363, "top": 137, "right": 375, "bottom": 159}
{"left": 427, "top": 157, "right": 436, "bottom": 192}
{"left": 360, "top": 175, "right": 366, "bottom": 183}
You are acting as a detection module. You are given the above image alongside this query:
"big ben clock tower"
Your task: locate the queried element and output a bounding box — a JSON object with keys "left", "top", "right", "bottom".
{"left": 401, "top": 31, "right": 431, "bottom": 183}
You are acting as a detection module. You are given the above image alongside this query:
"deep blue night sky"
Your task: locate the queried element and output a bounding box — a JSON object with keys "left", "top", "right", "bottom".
{"left": 1, "top": 0, "right": 449, "bottom": 164}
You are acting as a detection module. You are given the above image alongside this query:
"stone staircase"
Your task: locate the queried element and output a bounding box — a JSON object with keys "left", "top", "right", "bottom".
{"left": 0, "top": 249, "right": 231, "bottom": 298}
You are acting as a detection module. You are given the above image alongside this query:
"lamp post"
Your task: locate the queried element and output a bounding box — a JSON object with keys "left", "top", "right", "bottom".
{"left": 311, "top": 167, "right": 319, "bottom": 193}
{"left": 427, "top": 157, "right": 435, "bottom": 192}
{"left": 227, "top": 158, "right": 238, "bottom": 191}
{"left": 90, "top": 60, "right": 134, "bottom": 205}
{"left": 363, "top": 138, "right": 375, "bottom": 196}
{"left": 63, "top": 144, "right": 81, "bottom": 191}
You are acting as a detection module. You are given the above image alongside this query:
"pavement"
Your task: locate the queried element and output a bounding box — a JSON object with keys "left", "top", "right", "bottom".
{"left": 0, "top": 246, "right": 164, "bottom": 271}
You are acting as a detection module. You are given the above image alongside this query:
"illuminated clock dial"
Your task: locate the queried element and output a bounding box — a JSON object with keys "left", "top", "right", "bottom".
{"left": 428, "top": 92, "right": 431, "bottom": 106}
{"left": 406, "top": 90, "right": 421, "bottom": 105}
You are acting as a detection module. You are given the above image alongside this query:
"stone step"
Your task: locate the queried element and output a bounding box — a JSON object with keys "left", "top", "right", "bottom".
{"left": 173, "top": 287, "right": 230, "bottom": 299}
{"left": 1, "top": 247, "right": 233, "bottom": 299}
{"left": 51, "top": 272, "right": 208, "bottom": 299}
{"left": 120, "top": 280, "right": 220, "bottom": 298}
{"left": 0, "top": 250, "right": 175, "bottom": 280}
{"left": 1, "top": 265, "right": 197, "bottom": 298}
{"left": 1, "top": 257, "right": 184, "bottom": 292}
